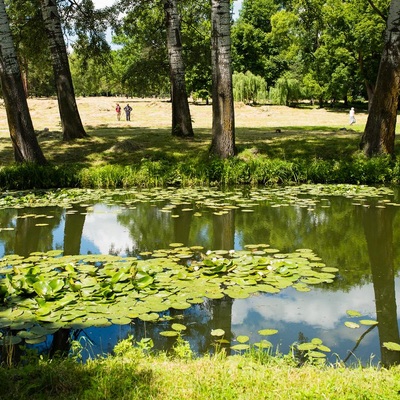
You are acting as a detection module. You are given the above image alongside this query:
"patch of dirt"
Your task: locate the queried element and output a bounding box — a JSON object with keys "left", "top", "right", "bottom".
{"left": 107, "top": 139, "right": 143, "bottom": 153}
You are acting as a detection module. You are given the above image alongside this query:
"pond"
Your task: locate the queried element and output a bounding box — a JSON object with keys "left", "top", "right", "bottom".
{"left": 0, "top": 184, "right": 400, "bottom": 367}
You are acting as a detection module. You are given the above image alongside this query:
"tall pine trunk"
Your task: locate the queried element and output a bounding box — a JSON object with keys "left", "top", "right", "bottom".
{"left": 210, "top": 0, "right": 235, "bottom": 158}
{"left": 163, "top": 0, "right": 194, "bottom": 137}
{"left": 40, "top": 0, "right": 87, "bottom": 141}
{"left": 360, "top": 0, "right": 400, "bottom": 157}
{"left": 0, "top": 0, "right": 47, "bottom": 164}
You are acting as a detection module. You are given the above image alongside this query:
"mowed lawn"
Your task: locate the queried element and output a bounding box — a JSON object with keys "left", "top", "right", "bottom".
{"left": 0, "top": 97, "right": 382, "bottom": 167}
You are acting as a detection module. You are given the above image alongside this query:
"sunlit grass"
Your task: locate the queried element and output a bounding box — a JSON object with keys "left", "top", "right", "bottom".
{"left": 1, "top": 340, "right": 400, "bottom": 400}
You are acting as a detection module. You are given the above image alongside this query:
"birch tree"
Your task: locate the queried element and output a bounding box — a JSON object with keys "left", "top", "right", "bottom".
{"left": 0, "top": 0, "right": 47, "bottom": 164}
{"left": 210, "top": 0, "right": 235, "bottom": 158}
{"left": 40, "top": 0, "right": 88, "bottom": 141}
{"left": 163, "top": 0, "right": 194, "bottom": 137}
{"left": 360, "top": 0, "right": 400, "bottom": 157}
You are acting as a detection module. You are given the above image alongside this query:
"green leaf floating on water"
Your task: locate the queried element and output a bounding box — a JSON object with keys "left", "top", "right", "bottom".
{"left": 359, "top": 319, "right": 378, "bottom": 326}
{"left": 211, "top": 329, "right": 225, "bottom": 337}
{"left": 231, "top": 344, "right": 250, "bottom": 351}
{"left": 258, "top": 329, "right": 278, "bottom": 336}
{"left": 236, "top": 335, "right": 249, "bottom": 343}
{"left": 345, "top": 321, "right": 360, "bottom": 329}
{"left": 383, "top": 342, "right": 400, "bottom": 352}
{"left": 0, "top": 242, "right": 335, "bottom": 331}
{"left": 346, "top": 310, "right": 362, "bottom": 317}
{"left": 159, "top": 331, "right": 179, "bottom": 337}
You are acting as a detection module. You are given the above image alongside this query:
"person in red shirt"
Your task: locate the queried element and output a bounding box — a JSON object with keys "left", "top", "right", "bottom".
{"left": 116, "top": 103, "right": 121, "bottom": 121}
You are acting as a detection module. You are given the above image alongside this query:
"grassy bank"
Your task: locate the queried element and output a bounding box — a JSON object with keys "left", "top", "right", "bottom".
{"left": 2, "top": 97, "right": 399, "bottom": 189}
{"left": 1, "top": 338, "right": 400, "bottom": 400}
{"left": 0, "top": 149, "right": 398, "bottom": 190}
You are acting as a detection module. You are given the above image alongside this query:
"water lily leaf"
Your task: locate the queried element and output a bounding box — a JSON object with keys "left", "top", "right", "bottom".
{"left": 170, "top": 302, "right": 191, "bottom": 310}
{"left": 297, "top": 343, "right": 316, "bottom": 351}
{"left": 236, "top": 335, "right": 249, "bottom": 343}
{"left": 1, "top": 336, "right": 22, "bottom": 345}
{"left": 308, "top": 351, "right": 326, "bottom": 358}
{"left": 138, "top": 313, "right": 159, "bottom": 322}
{"left": 359, "top": 319, "right": 378, "bottom": 326}
{"left": 171, "top": 323, "right": 186, "bottom": 332}
{"left": 169, "top": 243, "right": 184, "bottom": 248}
{"left": 211, "top": 329, "right": 225, "bottom": 337}
{"left": 345, "top": 321, "right": 360, "bottom": 329}
{"left": 25, "top": 336, "right": 47, "bottom": 345}
{"left": 160, "top": 331, "right": 179, "bottom": 337}
{"left": 311, "top": 338, "right": 323, "bottom": 345}
{"left": 346, "top": 310, "right": 362, "bottom": 317}
{"left": 258, "top": 329, "right": 278, "bottom": 336}
{"left": 317, "top": 344, "right": 331, "bottom": 352}
{"left": 231, "top": 344, "right": 250, "bottom": 351}
{"left": 254, "top": 340, "right": 272, "bottom": 349}
{"left": 383, "top": 342, "right": 400, "bottom": 352}
{"left": 111, "top": 317, "right": 131, "bottom": 325}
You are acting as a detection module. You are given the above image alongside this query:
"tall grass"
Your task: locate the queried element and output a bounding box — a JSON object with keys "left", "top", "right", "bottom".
{"left": 0, "top": 154, "right": 397, "bottom": 190}
{"left": 1, "top": 338, "right": 399, "bottom": 400}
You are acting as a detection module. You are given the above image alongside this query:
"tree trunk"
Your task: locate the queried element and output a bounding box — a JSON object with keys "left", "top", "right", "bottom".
{"left": 163, "top": 0, "right": 194, "bottom": 137}
{"left": 40, "top": 0, "right": 88, "bottom": 141}
{"left": 360, "top": 0, "right": 400, "bottom": 157}
{"left": 0, "top": 0, "right": 47, "bottom": 164}
{"left": 209, "top": 0, "right": 235, "bottom": 158}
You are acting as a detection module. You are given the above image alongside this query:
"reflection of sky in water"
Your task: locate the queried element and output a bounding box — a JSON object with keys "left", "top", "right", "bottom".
{"left": 2, "top": 194, "right": 400, "bottom": 365}
{"left": 231, "top": 285, "right": 381, "bottom": 364}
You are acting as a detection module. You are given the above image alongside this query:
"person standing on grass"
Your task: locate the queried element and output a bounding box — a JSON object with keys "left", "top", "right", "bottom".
{"left": 349, "top": 107, "right": 356, "bottom": 125}
{"left": 116, "top": 103, "right": 121, "bottom": 121}
{"left": 124, "top": 104, "right": 132, "bottom": 121}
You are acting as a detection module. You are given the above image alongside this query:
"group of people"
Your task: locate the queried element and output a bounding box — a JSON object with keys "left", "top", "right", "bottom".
{"left": 115, "top": 103, "right": 132, "bottom": 121}
{"left": 116, "top": 102, "right": 358, "bottom": 126}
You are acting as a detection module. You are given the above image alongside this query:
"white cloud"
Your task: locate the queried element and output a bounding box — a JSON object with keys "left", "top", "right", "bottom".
{"left": 82, "top": 205, "right": 135, "bottom": 255}
{"left": 232, "top": 284, "right": 377, "bottom": 330}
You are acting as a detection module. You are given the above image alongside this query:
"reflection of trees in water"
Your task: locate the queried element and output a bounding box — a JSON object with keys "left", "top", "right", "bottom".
{"left": 234, "top": 197, "right": 400, "bottom": 291}
{"left": 0, "top": 207, "right": 62, "bottom": 257}
{"left": 363, "top": 205, "right": 400, "bottom": 367}
{"left": 117, "top": 202, "right": 175, "bottom": 254}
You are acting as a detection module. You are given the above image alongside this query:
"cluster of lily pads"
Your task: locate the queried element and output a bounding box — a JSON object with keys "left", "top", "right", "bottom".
{"left": 0, "top": 243, "right": 337, "bottom": 346}
{"left": 0, "top": 183, "right": 394, "bottom": 212}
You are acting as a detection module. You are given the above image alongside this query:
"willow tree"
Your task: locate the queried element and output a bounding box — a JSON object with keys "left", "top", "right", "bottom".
{"left": 209, "top": 0, "right": 235, "bottom": 158}
{"left": 360, "top": 0, "right": 400, "bottom": 157}
{"left": 0, "top": 0, "right": 47, "bottom": 164}
{"left": 163, "top": 0, "right": 194, "bottom": 137}
{"left": 40, "top": 0, "right": 87, "bottom": 141}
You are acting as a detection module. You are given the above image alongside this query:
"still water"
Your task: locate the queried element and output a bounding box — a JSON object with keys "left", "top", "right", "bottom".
{"left": 0, "top": 185, "right": 399, "bottom": 366}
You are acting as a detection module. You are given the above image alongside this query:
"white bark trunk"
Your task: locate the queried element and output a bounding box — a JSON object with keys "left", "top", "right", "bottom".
{"left": 210, "top": 0, "right": 235, "bottom": 158}
{"left": 0, "top": 0, "right": 47, "bottom": 164}
{"left": 0, "top": 0, "right": 20, "bottom": 75}
{"left": 164, "top": 0, "right": 193, "bottom": 137}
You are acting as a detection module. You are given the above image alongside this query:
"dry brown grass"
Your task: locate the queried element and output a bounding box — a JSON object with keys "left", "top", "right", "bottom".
{"left": 0, "top": 97, "right": 370, "bottom": 166}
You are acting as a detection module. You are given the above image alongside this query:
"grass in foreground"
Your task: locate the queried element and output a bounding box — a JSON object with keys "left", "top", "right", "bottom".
{"left": 0, "top": 125, "right": 399, "bottom": 189}
{"left": 1, "top": 337, "right": 400, "bottom": 400}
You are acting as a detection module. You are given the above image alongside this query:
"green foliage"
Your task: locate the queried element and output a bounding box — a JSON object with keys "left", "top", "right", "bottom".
{"left": 0, "top": 152, "right": 398, "bottom": 190}
{"left": 0, "top": 337, "right": 400, "bottom": 400}
{"left": 233, "top": 71, "right": 268, "bottom": 104}
{"left": 269, "top": 72, "right": 303, "bottom": 105}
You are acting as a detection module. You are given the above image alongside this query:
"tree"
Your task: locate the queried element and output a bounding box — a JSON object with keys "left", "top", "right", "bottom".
{"left": 0, "top": 0, "right": 47, "bottom": 164}
{"left": 360, "top": 0, "right": 400, "bottom": 157}
{"left": 163, "top": 0, "right": 193, "bottom": 137}
{"left": 40, "top": 0, "right": 88, "bottom": 141}
{"left": 6, "top": 0, "right": 54, "bottom": 97}
{"left": 209, "top": 0, "right": 235, "bottom": 158}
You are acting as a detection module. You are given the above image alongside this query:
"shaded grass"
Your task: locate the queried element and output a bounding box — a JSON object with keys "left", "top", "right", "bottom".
{"left": 0, "top": 125, "right": 399, "bottom": 189}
